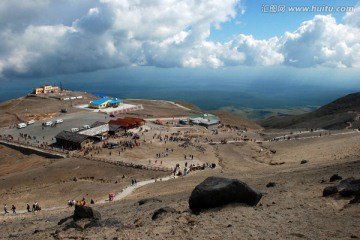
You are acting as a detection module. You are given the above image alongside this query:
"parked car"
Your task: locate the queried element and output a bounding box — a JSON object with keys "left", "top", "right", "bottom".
{"left": 43, "top": 121, "right": 52, "bottom": 126}
{"left": 55, "top": 119, "right": 63, "bottom": 124}
{"left": 17, "top": 123, "right": 27, "bottom": 129}
{"left": 71, "top": 128, "right": 79, "bottom": 132}
{"left": 61, "top": 108, "right": 68, "bottom": 113}
{"left": 27, "top": 120, "right": 35, "bottom": 125}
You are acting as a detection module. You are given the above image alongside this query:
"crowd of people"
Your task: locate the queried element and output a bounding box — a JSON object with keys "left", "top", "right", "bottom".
{"left": 3, "top": 202, "right": 40, "bottom": 215}
{"left": 67, "top": 198, "right": 94, "bottom": 207}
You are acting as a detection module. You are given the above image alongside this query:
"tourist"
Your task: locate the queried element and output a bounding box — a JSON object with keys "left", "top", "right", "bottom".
{"left": 11, "top": 205, "right": 16, "bottom": 214}
{"left": 4, "top": 204, "right": 9, "bottom": 215}
{"left": 27, "top": 204, "right": 31, "bottom": 212}
{"left": 90, "top": 199, "right": 95, "bottom": 204}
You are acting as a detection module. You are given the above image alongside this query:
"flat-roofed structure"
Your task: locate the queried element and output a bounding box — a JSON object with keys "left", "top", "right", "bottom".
{"left": 189, "top": 114, "right": 220, "bottom": 129}
{"left": 55, "top": 131, "right": 93, "bottom": 150}
{"left": 88, "top": 98, "right": 123, "bottom": 109}
{"left": 32, "top": 85, "right": 60, "bottom": 94}
{"left": 78, "top": 124, "right": 110, "bottom": 140}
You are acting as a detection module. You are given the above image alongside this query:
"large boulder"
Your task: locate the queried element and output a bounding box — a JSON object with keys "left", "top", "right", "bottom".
{"left": 73, "top": 205, "right": 101, "bottom": 221}
{"left": 189, "top": 177, "right": 262, "bottom": 212}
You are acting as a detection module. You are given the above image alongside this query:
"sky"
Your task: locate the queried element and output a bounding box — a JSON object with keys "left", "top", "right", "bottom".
{"left": 0, "top": 0, "right": 359, "bottom": 80}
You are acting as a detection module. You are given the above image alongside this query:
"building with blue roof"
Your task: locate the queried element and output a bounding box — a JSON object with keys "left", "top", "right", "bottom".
{"left": 89, "top": 97, "right": 123, "bottom": 109}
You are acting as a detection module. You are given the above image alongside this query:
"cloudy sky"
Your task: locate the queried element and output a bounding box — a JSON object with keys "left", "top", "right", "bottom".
{"left": 0, "top": 0, "right": 359, "bottom": 79}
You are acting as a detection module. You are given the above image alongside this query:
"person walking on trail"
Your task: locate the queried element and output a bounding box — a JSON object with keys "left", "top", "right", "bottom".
{"left": 11, "top": 205, "right": 16, "bottom": 214}
{"left": 4, "top": 204, "right": 9, "bottom": 215}
{"left": 27, "top": 204, "right": 31, "bottom": 212}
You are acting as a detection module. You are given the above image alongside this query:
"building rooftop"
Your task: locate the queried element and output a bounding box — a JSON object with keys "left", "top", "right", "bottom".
{"left": 78, "top": 124, "right": 109, "bottom": 136}
{"left": 55, "top": 131, "right": 90, "bottom": 143}
{"left": 90, "top": 98, "right": 111, "bottom": 105}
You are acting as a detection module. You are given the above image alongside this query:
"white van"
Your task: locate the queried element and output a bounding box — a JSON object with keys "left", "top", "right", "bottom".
{"left": 71, "top": 128, "right": 79, "bottom": 132}
{"left": 27, "top": 120, "right": 35, "bottom": 125}
{"left": 55, "top": 119, "right": 63, "bottom": 124}
{"left": 44, "top": 121, "right": 52, "bottom": 126}
{"left": 17, "top": 123, "right": 27, "bottom": 129}
{"left": 82, "top": 125, "right": 90, "bottom": 129}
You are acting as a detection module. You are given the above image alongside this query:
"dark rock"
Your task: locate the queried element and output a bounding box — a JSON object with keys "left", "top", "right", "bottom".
{"left": 102, "top": 218, "right": 123, "bottom": 228}
{"left": 8, "top": 234, "right": 20, "bottom": 238}
{"left": 351, "top": 235, "right": 359, "bottom": 238}
{"left": 350, "top": 192, "right": 360, "bottom": 204}
{"left": 329, "top": 174, "right": 342, "bottom": 182}
{"left": 73, "top": 205, "right": 101, "bottom": 221}
{"left": 84, "top": 218, "right": 124, "bottom": 229}
{"left": 63, "top": 221, "right": 83, "bottom": 231}
{"left": 266, "top": 182, "right": 276, "bottom": 188}
{"left": 189, "top": 176, "right": 262, "bottom": 212}
{"left": 84, "top": 219, "right": 102, "bottom": 229}
{"left": 33, "top": 229, "right": 44, "bottom": 234}
{"left": 337, "top": 178, "right": 360, "bottom": 197}
{"left": 323, "top": 177, "right": 360, "bottom": 199}
{"left": 323, "top": 186, "right": 338, "bottom": 196}
{"left": 152, "top": 207, "right": 177, "bottom": 220}
{"left": 138, "top": 198, "right": 162, "bottom": 206}
{"left": 300, "top": 160, "right": 308, "bottom": 164}
{"left": 58, "top": 215, "right": 73, "bottom": 225}
{"left": 73, "top": 177, "right": 77, "bottom": 182}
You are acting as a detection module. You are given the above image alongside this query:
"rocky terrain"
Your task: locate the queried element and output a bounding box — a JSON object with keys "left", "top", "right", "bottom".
{"left": 0, "top": 93, "right": 359, "bottom": 240}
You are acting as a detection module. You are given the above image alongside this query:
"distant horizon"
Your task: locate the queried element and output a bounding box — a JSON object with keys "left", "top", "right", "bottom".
{"left": 1, "top": 66, "right": 359, "bottom": 120}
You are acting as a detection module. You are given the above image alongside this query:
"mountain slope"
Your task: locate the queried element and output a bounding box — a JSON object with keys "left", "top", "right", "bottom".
{"left": 258, "top": 92, "right": 360, "bottom": 130}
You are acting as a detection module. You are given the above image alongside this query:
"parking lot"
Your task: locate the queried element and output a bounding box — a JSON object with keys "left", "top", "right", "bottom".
{"left": 1, "top": 111, "right": 114, "bottom": 147}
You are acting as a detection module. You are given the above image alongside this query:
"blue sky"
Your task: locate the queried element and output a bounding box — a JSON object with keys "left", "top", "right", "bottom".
{"left": 0, "top": 0, "right": 359, "bottom": 79}
{"left": 210, "top": 0, "right": 360, "bottom": 41}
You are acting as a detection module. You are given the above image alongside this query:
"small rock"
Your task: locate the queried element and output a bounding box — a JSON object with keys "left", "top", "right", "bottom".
{"left": 329, "top": 174, "right": 342, "bottom": 182}
{"left": 300, "top": 160, "right": 308, "bottom": 164}
{"left": 8, "top": 234, "right": 19, "bottom": 238}
{"left": 266, "top": 182, "right": 276, "bottom": 188}
{"left": 152, "top": 207, "right": 176, "bottom": 220}
{"left": 349, "top": 192, "right": 360, "bottom": 204}
{"left": 63, "top": 221, "right": 83, "bottom": 231}
{"left": 138, "top": 198, "right": 162, "bottom": 206}
{"left": 84, "top": 219, "right": 102, "bottom": 229}
{"left": 323, "top": 186, "right": 338, "bottom": 196}
{"left": 58, "top": 216, "right": 73, "bottom": 225}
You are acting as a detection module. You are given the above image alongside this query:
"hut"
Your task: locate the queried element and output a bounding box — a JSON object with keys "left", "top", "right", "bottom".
{"left": 55, "top": 131, "right": 93, "bottom": 150}
{"left": 108, "top": 117, "right": 145, "bottom": 133}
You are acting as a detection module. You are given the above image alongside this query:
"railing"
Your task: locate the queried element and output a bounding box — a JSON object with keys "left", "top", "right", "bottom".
{"left": 69, "top": 152, "right": 172, "bottom": 172}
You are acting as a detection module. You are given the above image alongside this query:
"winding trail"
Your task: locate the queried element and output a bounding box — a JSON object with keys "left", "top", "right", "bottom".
{"left": 4, "top": 174, "right": 178, "bottom": 215}
{"left": 99, "top": 175, "right": 176, "bottom": 203}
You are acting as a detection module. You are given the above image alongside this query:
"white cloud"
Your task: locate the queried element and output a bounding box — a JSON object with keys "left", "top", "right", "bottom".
{"left": 281, "top": 14, "right": 360, "bottom": 68}
{"left": 0, "top": 0, "right": 359, "bottom": 78}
